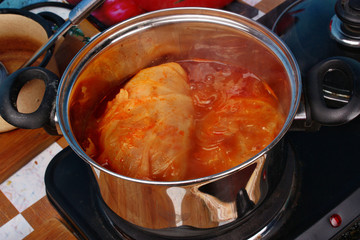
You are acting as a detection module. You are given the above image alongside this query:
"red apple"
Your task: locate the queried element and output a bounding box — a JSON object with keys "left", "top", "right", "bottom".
{"left": 67, "top": 0, "right": 144, "bottom": 27}
{"left": 133, "top": 0, "right": 234, "bottom": 11}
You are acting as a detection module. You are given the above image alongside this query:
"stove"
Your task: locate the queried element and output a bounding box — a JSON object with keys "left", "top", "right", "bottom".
{"left": 44, "top": 1, "right": 360, "bottom": 239}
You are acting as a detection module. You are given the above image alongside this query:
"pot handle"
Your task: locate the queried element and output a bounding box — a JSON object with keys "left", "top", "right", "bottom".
{"left": 306, "top": 56, "right": 360, "bottom": 126}
{"left": 0, "top": 67, "right": 59, "bottom": 134}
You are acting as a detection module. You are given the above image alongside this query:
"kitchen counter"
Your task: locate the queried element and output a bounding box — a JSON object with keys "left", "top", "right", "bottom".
{"left": 0, "top": 0, "right": 288, "bottom": 239}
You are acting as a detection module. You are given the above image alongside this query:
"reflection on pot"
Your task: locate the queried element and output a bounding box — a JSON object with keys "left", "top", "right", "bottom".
{"left": 92, "top": 154, "right": 266, "bottom": 229}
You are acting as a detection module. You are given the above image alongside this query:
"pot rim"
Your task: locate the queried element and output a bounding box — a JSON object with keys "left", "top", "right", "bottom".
{"left": 57, "top": 7, "right": 302, "bottom": 186}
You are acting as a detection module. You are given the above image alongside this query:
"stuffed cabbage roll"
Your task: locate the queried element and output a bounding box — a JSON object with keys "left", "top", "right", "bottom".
{"left": 188, "top": 97, "right": 284, "bottom": 178}
{"left": 181, "top": 60, "right": 285, "bottom": 178}
{"left": 85, "top": 62, "right": 194, "bottom": 181}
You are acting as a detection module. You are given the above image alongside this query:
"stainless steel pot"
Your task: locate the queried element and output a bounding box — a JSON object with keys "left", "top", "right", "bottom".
{"left": 0, "top": 8, "right": 301, "bottom": 232}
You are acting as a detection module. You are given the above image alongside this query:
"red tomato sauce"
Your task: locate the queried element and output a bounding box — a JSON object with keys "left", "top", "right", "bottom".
{"left": 79, "top": 60, "right": 285, "bottom": 181}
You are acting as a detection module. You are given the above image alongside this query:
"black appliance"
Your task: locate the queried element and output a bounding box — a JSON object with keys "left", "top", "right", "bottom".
{"left": 45, "top": 0, "right": 360, "bottom": 239}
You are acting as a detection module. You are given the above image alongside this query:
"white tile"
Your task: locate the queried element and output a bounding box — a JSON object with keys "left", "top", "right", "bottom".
{"left": 0, "top": 214, "right": 33, "bottom": 240}
{"left": 0, "top": 143, "right": 62, "bottom": 212}
{"left": 252, "top": 11, "right": 265, "bottom": 20}
{"left": 242, "top": 0, "right": 262, "bottom": 7}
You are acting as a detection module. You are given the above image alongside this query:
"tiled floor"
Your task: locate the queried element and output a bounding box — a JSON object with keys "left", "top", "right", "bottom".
{"left": 0, "top": 143, "right": 63, "bottom": 240}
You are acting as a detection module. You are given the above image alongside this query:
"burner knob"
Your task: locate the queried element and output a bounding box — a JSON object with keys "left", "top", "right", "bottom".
{"left": 335, "top": 0, "right": 360, "bottom": 36}
{"left": 330, "top": 0, "right": 360, "bottom": 47}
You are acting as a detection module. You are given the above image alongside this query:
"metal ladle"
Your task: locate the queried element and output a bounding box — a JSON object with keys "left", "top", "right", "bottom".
{"left": 0, "top": 0, "right": 105, "bottom": 82}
